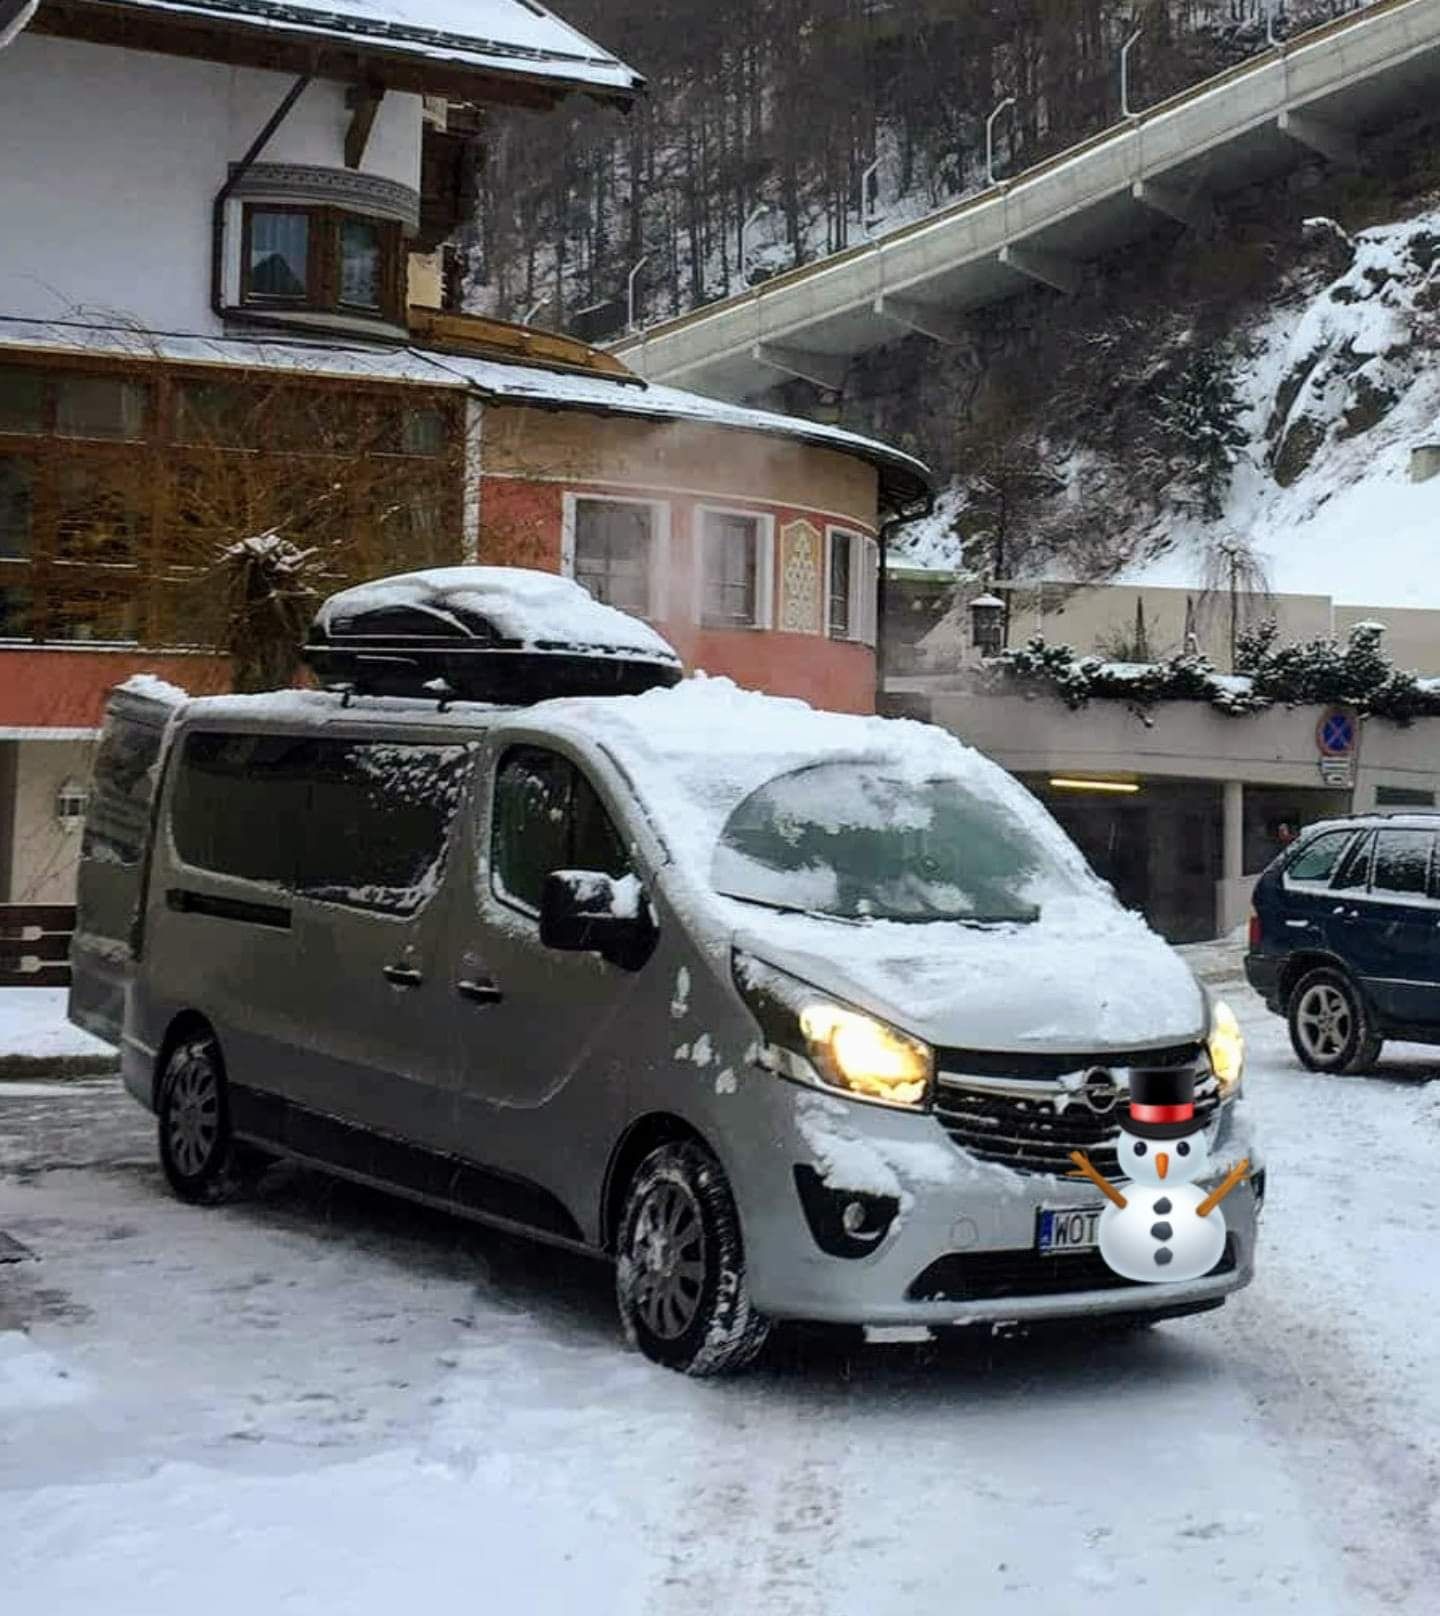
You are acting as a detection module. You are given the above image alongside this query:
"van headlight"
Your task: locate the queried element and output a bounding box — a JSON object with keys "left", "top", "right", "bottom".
{"left": 733, "top": 952, "right": 932, "bottom": 1110}
{"left": 1208, "top": 997, "right": 1245, "bottom": 1096}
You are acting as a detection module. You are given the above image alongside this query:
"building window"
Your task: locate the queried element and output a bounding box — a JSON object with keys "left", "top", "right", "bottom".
{"left": 700, "top": 508, "right": 771, "bottom": 629}
{"left": 828, "top": 529, "right": 855, "bottom": 638}
{"left": 0, "top": 368, "right": 45, "bottom": 435}
{"left": 0, "top": 360, "right": 461, "bottom": 649}
{"left": 571, "top": 497, "right": 658, "bottom": 617}
{"left": 241, "top": 204, "right": 404, "bottom": 325}
{"left": 0, "top": 456, "right": 34, "bottom": 560}
{"left": 247, "top": 209, "right": 311, "bottom": 301}
{"left": 1376, "top": 785, "right": 1436, "bottom": 808}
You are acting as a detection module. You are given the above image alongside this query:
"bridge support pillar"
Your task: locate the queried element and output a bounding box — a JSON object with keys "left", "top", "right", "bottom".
{"left": 1131, "top": 178, "right": 1212, "bottom": 231}
{"left": 999, "top": 243, "right": 1080, "bottom": 295}
{"left": 1277, "top": 109, "right": 1360, "bottom": 170}
{"left": 872, "top": 294, "right": 965, "bottom": 345}
{"left": 751, "top": 342, "right": 848, "bottom": 392}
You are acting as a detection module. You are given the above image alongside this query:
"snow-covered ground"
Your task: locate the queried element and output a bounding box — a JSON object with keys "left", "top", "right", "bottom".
{"left": 2, "top": 986, "right": 1438, "bottom": 1614}
{"left": 0, "top": 989, "right": 114, "bottom": 1065}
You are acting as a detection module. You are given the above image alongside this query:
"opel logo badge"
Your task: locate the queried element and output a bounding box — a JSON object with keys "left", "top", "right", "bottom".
{"left": 1079, "top": 1069, "right": 1121, "bottom": 1115}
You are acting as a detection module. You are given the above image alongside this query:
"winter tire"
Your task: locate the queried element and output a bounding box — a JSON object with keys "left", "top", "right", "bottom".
{"left": 157, "top": 1031, "right": 249, "bottom": 1204}
{"left": 615, "top": 1141, "right": 770, "bottom": 1377}
{"left": 1287, "top": 967, "right": 1382, "bottom": 1075}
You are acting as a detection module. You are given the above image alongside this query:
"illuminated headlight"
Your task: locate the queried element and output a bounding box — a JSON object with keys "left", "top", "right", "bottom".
{"left": 1208, "top": 997, "right": 1245, "bottom": 1097}
{"left": 733, "top": 953, "right": 932, "bottom": 1110}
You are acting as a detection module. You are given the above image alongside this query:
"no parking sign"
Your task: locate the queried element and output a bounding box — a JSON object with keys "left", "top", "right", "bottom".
{"left": 1317, "top": 707, "right": 1357, "bottom": 786}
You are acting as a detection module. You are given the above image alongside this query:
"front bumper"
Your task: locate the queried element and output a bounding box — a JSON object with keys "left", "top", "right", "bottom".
{"left": 731, "top": 1084, "right": 1262, "bottom": 1329}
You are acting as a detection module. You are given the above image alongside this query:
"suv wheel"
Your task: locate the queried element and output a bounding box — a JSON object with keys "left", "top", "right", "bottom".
{"left": 1287, "top": 968, "right": 1382, "bottom": 1075}
{"left": 615, "top": 1141, "right": 770, "bottom": 1377}
{"left": 157, "top": 1032, "right": 250, "bottom": 1204}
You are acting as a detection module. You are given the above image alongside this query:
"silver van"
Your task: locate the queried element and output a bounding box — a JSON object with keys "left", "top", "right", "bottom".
{"left": 70, "top": 569, "right": 1262, "bottom": 1376}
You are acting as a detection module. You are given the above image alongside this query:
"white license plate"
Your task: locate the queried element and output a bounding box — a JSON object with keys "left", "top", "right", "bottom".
{"left": 1036, "top": 1206, "right": 1103, "bottom": 1256}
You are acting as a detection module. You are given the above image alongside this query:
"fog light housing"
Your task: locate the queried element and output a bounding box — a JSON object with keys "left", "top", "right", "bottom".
{"left": 793, "top": 1166, "right": 899, "bottom": 1258}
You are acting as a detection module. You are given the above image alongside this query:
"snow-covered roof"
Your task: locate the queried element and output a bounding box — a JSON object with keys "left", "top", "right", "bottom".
{"left": 78, "top": 0, "right": 643, "bottom": 98}
{"left": 0, "top": 316, "right": 931, "bottom": 511}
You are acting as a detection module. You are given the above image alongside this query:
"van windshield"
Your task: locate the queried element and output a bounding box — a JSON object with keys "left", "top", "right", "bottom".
{"left": 710, "top": 762, "right": 1080, "bottom": 923}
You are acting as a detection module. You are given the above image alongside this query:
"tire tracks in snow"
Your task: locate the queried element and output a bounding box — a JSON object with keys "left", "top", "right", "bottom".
{"left": 642, "top": 1355, "right": 855, "bottom": 1616}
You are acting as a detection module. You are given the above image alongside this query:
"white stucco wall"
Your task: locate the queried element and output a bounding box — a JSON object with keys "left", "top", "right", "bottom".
{"left": 6, "top": 738, "right": 95, "bottom": 907}
{"left": 0, "top": 34, "right": 422, "bottom": 334}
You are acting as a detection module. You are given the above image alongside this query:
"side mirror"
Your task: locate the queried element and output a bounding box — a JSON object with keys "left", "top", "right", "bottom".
{"left": 539, "top": 869, "right": 655, "bottom": 970}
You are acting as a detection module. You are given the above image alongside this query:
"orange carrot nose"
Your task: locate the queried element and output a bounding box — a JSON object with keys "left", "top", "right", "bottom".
{"left": 1156, "top": 1153, "right": 1170, "bottom": 1180}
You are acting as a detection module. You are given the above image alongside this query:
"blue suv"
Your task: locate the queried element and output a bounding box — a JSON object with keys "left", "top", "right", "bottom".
{"left": 1246, "top": 813, "right": 1440, "bottom": 1073}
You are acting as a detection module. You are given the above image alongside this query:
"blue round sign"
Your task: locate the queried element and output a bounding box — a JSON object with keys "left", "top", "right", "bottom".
{"left": 1317, "top": 709, "right": 1356, "bottom": 757}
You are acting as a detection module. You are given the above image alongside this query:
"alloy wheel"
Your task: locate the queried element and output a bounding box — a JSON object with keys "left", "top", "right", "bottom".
{"left": 1296, "top": 982, "right": 1352, "bottom": 1063}
{"left": 627, "top": 1177, "right": 707, "bottom": 1341}
{"left": 165, "top": 1046, "right": 221, "bottom": 1178}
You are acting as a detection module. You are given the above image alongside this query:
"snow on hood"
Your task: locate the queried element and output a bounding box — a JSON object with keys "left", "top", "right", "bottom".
{"left": 538, "top": 676, "right": 1203, "bottom": 1050}
{"left": 315, "top": 567, "right": 681, "bottom": 665}
{"left": 731, "top": 900, "right": 1205, "bottom": 1053}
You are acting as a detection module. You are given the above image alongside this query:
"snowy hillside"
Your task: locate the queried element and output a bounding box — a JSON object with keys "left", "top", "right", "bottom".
{"left": 1128, "top": 208, "right": 1440, "bottom": 608}
{"left": 890, "top": 199, "right": 1440, "bottom": 610}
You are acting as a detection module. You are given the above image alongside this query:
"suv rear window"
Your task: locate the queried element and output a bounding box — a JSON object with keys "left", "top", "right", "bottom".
{"left": 1371, "top": 828, "right": 1435, "bottom": 899}
{"left": 1284, "top": 829, "right": 1354, "bottom": 886}
{"left": 1331, "top": 830, "right": 1376, "bottom": 892}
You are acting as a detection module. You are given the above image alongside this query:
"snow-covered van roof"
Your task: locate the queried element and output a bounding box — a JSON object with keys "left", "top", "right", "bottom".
{"left": 0, "top": 317, "right": 933, "bottom": 513}
{"left": 47, "top": 0, "right": 643, "bottom": 102}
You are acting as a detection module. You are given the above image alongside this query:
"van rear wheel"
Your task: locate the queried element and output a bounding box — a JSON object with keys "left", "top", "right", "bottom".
{"left": 1287, "top": 967, "right": 1382, "bottom": 1075}
{"left": 157, "top": 1032, "right": 249, "bottom": 1204}
{"left": 615, "top": 1141, "right": 770, "bottom": 1377}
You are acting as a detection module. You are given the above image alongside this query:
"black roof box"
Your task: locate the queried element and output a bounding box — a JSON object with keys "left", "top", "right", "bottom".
{"left": 302, "top": 567, "right": 683, "bottom": 704}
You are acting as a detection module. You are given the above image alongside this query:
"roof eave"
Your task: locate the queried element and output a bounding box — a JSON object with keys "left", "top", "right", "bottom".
{"left": 32, "top": 0, "right": 645, "bottom": 109}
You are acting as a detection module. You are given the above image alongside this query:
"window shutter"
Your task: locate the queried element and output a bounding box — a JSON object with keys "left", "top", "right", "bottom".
{"left": 859, "top": 538, "right": 879, "bottom": 647}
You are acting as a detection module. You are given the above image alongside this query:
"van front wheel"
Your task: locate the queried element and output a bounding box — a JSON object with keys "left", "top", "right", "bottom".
{"left": 157, "top": 1033, "right": 247, "bottom": 1205}
{"left": 615, "top": 1142, "right": 770, "bottom": 1377}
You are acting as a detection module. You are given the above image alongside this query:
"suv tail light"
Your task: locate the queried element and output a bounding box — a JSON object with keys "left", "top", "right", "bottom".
{"left": 1247, "top": 910, "right": 1262, "bottom": 951}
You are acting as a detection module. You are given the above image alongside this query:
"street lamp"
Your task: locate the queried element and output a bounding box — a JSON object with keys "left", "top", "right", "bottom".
{"left": 740, "top": 204, "right": 769, "bottom": 282}
{"left": 969, "top": 593, "right": 1007, "bottom": 660}
{"left": 859, "top": 157, "right": 881, "bottom": 238}
{"left": 1120, "top": 27, "right": 1143, "bottom": 120}
{"left": 625, "top": 253, "right": 650, "bottom": 333}
{"left": 986, "top": 97, "right": 1017, "bottom": 189}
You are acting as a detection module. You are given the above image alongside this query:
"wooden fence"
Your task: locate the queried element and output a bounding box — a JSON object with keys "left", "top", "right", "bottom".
{"left": 0, "top": 905, "right": 76, "bottom": 989}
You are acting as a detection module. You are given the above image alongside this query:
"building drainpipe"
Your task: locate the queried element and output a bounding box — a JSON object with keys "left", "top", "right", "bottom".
{"left": 210, "top": 73, "right": 314, "bottom": 323}
{"left": 876, "top": 488, "right": 935, "bottom": 713}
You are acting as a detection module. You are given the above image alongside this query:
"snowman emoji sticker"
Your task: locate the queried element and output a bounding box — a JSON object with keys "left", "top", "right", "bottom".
{"left": 1068, "top": 1066, "right": 1249, "bottom": 1283}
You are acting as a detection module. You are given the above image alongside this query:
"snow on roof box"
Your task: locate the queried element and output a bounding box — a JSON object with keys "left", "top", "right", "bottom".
{"left": 304, "top": 566, "right": 683, "bottom": 703}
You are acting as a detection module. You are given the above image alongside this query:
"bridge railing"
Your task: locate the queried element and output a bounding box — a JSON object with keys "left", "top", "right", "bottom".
{"left": 615, "top": 0, "right": 1426, "bottom": 356}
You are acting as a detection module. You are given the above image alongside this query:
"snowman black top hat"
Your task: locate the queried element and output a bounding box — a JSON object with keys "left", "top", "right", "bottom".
{"left": 1120, "top": 1066, "right": 1201, "bottom": 1140}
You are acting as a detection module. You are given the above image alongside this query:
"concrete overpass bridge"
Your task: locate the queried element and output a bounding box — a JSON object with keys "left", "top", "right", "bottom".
{"left": 612, "top": 0, "right": 1440, "bottom": 402}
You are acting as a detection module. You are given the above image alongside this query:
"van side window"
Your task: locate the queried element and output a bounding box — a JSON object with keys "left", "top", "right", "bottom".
{"left": 170, "top": 732, "right": 311, "bottom": 885}
{"left": 299, "top": 741, "right": 470, "bottom": 914}
{"left": 1284, "top": 830, "right": 1353, "bottom": 887}
{"left": 492, "top": 746, "right": 629, "bottom": 915}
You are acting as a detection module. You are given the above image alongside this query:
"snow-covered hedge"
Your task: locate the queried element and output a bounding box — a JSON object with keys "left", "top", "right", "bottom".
{"left": 983, "top": 621, "right": 1440, "bottom": 724}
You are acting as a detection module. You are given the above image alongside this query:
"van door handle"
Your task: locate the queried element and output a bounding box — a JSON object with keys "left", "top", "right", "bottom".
{"left": 456, "top": 978, "right": 503, "bottom": 1005}
{"left": 383, "top": 964, "right": 424, "bottom": 988}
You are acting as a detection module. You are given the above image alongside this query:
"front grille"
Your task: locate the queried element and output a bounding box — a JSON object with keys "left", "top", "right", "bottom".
{"left": 907, "top": 1236, "right": 1238, "bottom": 1303}
{"left": 932, "top": 1048, "right": 1218, "bottom": 1181}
